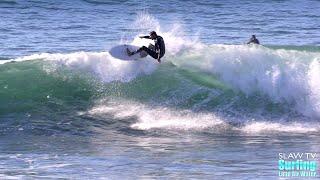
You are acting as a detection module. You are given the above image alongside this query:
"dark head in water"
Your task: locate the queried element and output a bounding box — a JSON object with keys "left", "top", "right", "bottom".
{"left": 247, "top": 35, "right": 260, "bottom": 44}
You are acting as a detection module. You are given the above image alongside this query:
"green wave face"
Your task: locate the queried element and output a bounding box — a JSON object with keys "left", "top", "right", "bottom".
{"left": 0, "top": 44, "right": 319, "bottom": 135}
{"left": 0, "top": 60, "right": 95, "bottom": 115}
{"left": 0, "top": 57, "right": 298, "bottom": 119}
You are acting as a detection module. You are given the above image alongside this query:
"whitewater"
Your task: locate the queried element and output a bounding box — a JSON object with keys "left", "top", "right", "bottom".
{"left": 3, "top": 24, "right": 320, "bottom": 130}
{"left": 1, "top": 0, "right": 320, "bottom": 179}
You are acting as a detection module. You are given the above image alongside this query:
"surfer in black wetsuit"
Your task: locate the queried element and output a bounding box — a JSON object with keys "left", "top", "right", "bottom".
{"left": 127, "top": 31, "right": 165, "bottom": 63}
{"left": 247, "top": 35, "right": 260, "bottom": 44}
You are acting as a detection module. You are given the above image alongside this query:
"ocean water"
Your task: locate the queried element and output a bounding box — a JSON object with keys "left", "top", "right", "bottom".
{"left": 1, "top": 0, "right": 320, "bottom": 179}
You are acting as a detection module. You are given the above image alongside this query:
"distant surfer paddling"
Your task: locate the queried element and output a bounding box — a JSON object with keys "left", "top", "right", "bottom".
{"left": 247, "top": 35, "right": 260, "bottom": 44}
{"left": 127, "top": 31, "right": 165, "bottom": 63}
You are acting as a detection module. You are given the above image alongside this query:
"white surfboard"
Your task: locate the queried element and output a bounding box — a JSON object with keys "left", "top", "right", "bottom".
{"left": 109, "top": 44, "right": 148, "bottom": 61}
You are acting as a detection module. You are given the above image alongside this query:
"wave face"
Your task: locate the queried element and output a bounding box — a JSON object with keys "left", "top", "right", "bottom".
{"left": 1, "top": 13, "right": 320, "bottom": 136}
{"left": 2, "top": 1, "right": 320, "bottom": 179}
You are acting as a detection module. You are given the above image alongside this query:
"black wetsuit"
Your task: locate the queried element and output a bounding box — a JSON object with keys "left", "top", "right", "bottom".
{"left": 138, "top": 36, "right": 165, "bottom": 59}
{"left": 247, "top": 37, "right": 260, "bottom": 44}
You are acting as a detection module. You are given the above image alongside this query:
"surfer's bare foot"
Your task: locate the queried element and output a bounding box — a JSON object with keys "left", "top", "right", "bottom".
{"left": 126, "top": 48, "right": 134, "bottom": 56}
{"left": 157, "top": 59, "right": 161, "bottom": 63}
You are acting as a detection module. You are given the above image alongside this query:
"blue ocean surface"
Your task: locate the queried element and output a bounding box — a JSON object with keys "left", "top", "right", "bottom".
{"left": 0, "top": 0, "right": 320, "bottom": 179}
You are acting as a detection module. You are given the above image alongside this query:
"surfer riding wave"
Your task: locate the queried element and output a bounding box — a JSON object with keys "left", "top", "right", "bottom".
{"left": 127, "top": 31, "right": 165, "bottom": 63}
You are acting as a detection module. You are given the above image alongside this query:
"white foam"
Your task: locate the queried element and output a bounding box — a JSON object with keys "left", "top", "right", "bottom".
{"left": 128, "top": 13, "right": 320, "bottom": 119}
{"left": 172, "top": 45, "right": 320, "bottom": 119}
{"left": 4, "top": 12, "right": 320, "bottom": 119}
{"left": 87, "top": 100, "right": 320, "bottom": 134}
{"left": 2, "top": 13, "right": 199, "bottom": 82}
{"left": 0, "top": 175, "right": 22, "bottom": 180}
{"left": 307, "top": 59, "right": 320, "bottom": 117}
{"left": 88, "top": 100, "right": 227, "bottom": 131}
{"left": 124, "top": 11, "right": 203, "bottom": 57}
{"left": 241, "top": 121, "right": 319, "bottom": 134}
{"left": 5, "top": 51, "right": 158, "bottom": 82}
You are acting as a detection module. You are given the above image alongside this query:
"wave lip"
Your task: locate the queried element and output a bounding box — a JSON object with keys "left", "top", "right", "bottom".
{"left": 130, "top": 13, "right": 320, "bottom": 119}
{"left": 4, "top": 51, "right": 158, "bottom": 82}
{"left": 171, "top": 44, "right": 320, "bottom": 119}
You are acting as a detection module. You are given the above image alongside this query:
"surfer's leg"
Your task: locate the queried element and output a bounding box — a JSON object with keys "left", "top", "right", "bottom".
{"left": 131, "top": 46, "right": 158, "bottom": 59}
{"left": 128, "top": 46, "right": 147, "bottom": 56}
{"left": 127, "top": 45, "right": 148, "bottom": 56}
{"left": 146, "top": 50, "right": 158, "bottom": 59}
{"left": 148, "top": 44, "right": 155, "bottom": 51}
{"left": 126, "top": 48, "right": 135, "bottom": 56}
{"left": 137, "top": 46, "right": 147, "bottom": 52}
{"left": 140, "top": 46, "right": 158, "bottom": 59}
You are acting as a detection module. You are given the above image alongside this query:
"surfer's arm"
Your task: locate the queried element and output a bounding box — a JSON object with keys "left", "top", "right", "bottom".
{"left": 139, "top": 35, "right": 151, "bottom": 39}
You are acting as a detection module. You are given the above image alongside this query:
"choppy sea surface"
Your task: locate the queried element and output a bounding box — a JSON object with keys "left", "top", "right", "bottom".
{"left": 1, "top": 0, "right": 320, "bottom": 179}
